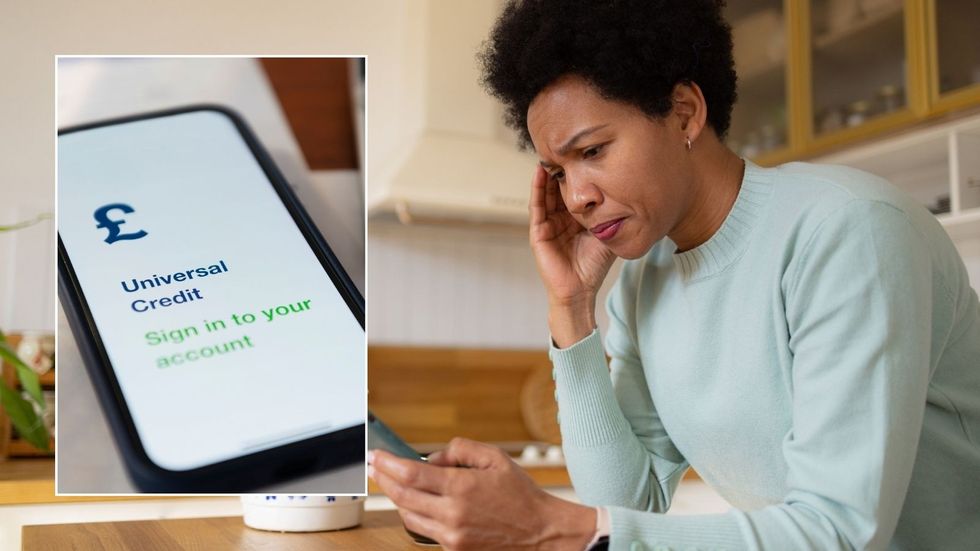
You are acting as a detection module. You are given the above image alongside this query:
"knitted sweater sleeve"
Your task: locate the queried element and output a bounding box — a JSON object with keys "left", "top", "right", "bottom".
{"left": 550, "top": 261, "right": 689, "bottom": 514}
{"left": 549, "top": 200, "right": 934, "bottom": 550}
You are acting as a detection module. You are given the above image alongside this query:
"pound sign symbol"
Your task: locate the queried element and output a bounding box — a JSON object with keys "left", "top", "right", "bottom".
{"left": 93, "top": 203, "right": 148, "bottom": 244}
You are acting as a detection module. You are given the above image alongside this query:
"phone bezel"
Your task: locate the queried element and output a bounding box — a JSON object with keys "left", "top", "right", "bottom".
{"left": 57, "top": 105, "right": 365, "bottom": 492}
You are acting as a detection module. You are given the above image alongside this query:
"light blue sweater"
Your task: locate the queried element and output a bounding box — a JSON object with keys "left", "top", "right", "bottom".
{"left": 550, "top": 160, "right": 980, "bottom": 550}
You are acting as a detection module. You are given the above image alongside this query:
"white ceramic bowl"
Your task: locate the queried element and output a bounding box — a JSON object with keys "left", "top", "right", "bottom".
{"left": 241, "top": 495, "right": 365, "bottom": 532}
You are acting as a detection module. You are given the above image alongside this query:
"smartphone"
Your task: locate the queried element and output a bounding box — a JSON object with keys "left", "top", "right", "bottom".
{"left": 58, "top": 105, "right": 365, "bottom": 492}
{"left": 367, "top": 411, "right": 439, "bottom": 545}
{"left": 367, "top": 410, "right": 425, "bottom": 462}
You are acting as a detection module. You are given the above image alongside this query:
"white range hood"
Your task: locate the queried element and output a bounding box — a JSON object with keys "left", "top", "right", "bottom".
{"left": 368, "top": 0, "right": 538, "bottom": 225}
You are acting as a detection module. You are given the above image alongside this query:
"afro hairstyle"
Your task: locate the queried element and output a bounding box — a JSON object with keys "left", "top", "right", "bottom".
{"left": 479, "top": 0, "right": 738, "bottom": 149}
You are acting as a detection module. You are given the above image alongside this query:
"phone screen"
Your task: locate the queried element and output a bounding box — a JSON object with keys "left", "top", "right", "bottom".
{"left": 58, "top": 109, "right": 365, "bottom": 472}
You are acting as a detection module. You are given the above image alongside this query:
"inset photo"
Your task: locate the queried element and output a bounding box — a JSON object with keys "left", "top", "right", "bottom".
{"left": 56, "top": 56, "right": 366, "bottom": 493}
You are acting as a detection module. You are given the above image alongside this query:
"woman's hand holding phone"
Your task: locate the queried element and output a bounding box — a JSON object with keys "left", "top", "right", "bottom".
{"left": 369, "top": 438, "right": 596, "bottom": 550}
{"left": 529, "top": 166, "right": 616, "bottom": 348}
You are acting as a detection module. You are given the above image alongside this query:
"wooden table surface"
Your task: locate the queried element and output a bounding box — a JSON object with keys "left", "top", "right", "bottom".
{"left": 22, "top": 509, "right": 424, "bottom": 550}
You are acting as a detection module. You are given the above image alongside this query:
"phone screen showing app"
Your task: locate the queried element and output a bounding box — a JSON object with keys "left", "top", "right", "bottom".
{"left": 58, "top": 110, "right": 365, "bottom": 471}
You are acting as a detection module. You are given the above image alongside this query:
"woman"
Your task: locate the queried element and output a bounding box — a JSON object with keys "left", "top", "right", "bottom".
{"left": 370, "top": 1, "right": 980, "bottom": 549}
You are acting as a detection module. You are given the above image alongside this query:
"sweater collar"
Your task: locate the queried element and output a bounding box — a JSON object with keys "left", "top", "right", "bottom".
{"left": 671, "top": 159, "right": 773, "bottom": 281}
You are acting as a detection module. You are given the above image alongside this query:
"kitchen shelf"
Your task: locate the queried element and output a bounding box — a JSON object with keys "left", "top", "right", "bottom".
{"left": 940, "top": 207, "right": 980, "bottom": 242}
{"left": 808, "top": 1, "right": 909, "bottom": 142}
{"left": 813, "top": 2, "right": 903, "bottom": 52}
{"left": 815, "top": 111, "right": 980, "bottom": 242}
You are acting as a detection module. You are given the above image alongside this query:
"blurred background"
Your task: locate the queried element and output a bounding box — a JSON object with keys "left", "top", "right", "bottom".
{"left": 3, "top": 0, "right": 980, "bottom": 549}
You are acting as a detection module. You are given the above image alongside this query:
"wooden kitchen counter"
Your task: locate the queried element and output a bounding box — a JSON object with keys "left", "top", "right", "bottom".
{"left": 0, "top": 459, "right": 164, "bottom": 505}
{"left": 22, "top": 509, "right": 419, "bottom": 550}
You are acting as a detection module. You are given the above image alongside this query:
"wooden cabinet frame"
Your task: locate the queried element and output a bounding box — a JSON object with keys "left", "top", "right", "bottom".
{"left": 745, "top": 0, "right": 980, "bottom": 165}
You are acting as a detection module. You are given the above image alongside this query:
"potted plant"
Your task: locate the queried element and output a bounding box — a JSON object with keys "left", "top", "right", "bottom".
{"left": 0, "top": 213, "right": 53, "bottom": 456}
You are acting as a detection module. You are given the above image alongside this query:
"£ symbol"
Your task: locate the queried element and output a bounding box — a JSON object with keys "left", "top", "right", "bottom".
{"left": 94, "top": 203, "right": 148, "bottom": 244}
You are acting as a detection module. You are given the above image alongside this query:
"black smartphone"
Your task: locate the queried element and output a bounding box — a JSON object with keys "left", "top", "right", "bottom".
{"left": 58, "top": 105, "right": 366, "bottom": 492}
{"left": 367, "top": 410, "right": 425, "bottom": 462}
{"left": 367, "top": 411, "right": 440, "bottom": 546}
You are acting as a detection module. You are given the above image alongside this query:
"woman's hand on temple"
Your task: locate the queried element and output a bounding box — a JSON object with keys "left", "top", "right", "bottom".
{"left": 369, "top": 438, "right": 596, "bottom": 550}
{"left": 529, "top": 166, "right": 616, "bottom": 346}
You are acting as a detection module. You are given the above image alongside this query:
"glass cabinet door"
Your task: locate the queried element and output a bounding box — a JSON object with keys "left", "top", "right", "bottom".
{"left": 809, "top": 0, "right": 908, "bottom": 137}
{"left": 725, "top": 0, "right": 790, "bottom": 159}
{"left": 934, "top": 0, "right": 980, "bottom": 97}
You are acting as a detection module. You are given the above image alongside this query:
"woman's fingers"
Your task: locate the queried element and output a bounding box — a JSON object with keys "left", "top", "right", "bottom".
{"left": 529, "top": 164, "right": 583, "bottom": 247}
{"left": 430, "top": 437, "right": 508, "bottom": 470}
{"left": 371, "top": 463, "right": 446, "bottom": 519}
{"left": 371, "top": 449, "right": 450, "bottom": 494}
{"left": 544, "top": 171, "right": 559, "bottom": 214}
{"left": 529, "top": 165, "right": 549, "bottom": 226}
{"left": 559, "top": 212, "right": 585, "bottom": 242}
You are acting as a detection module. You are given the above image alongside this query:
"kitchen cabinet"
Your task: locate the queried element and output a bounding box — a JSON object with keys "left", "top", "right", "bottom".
{"left": 928, "top": 0, "right": 980, "bottom": 113}
{"left": 725, "top": 0, "right": 792, "bottom": 161}
{"left": 807, "top": 0, "right": 912, "bottom": 139}
{"left": 726, "top": 0, "right": 980, "bottom": 165}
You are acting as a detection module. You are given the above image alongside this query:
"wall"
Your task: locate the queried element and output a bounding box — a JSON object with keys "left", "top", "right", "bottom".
{"left": 955, "top": 236, "right": 980, "bottom": 287}
{"left": 367, "top": 222, "right": 549, "bottom": 348}
{"left": 0, "top": 208, "right": 54, "bottom": 332}
{"left": 367, "top": 220, "right": 623, "bottom": 349}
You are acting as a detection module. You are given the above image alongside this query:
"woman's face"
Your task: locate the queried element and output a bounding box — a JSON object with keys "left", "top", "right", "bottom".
{"left": 527, "top": 75, "right": 694, "bottom": 259}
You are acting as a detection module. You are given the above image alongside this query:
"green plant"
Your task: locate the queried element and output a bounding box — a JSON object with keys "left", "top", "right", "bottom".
{"left": 0, "top": 213, "right": 53, "bottom": 452}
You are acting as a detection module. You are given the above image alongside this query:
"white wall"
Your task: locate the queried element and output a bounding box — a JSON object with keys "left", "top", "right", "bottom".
{"left": 367, "top": 221, "right": 623, "bottom": 349}
{"left": 955, "top": 236, "right": 980, "bottom": 288}
{"left": 367, "top": 222, "right": 549, "bottom": 348}
{"left": 0, "top": 207, "right": 54, "bottom": 332}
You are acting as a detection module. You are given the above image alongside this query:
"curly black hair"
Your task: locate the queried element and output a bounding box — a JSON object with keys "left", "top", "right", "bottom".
{"left": 479, "top": 0, "right": 738, "bottom": 149}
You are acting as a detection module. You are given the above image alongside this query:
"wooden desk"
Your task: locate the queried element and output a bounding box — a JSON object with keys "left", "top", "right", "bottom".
{"left": 22, "top": 510, "right": 420, "bottom": 550}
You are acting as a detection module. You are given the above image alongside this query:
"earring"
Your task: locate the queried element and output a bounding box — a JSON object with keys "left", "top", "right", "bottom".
{"left": 685, "top": 136, "right": 692, "bottom": 151}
